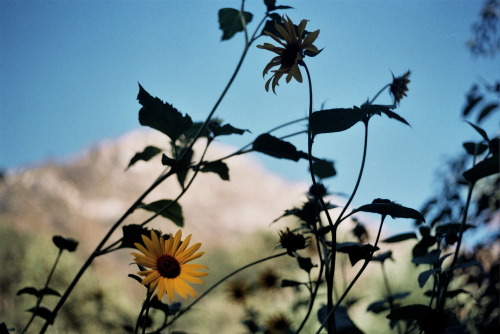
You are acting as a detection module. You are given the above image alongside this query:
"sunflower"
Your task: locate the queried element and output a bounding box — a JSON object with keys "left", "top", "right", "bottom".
{"left": 257, "top": 16, "right": 320, "bottom": 93}
{"left": 131, "top": 230, "right": 208, "bottom": 302}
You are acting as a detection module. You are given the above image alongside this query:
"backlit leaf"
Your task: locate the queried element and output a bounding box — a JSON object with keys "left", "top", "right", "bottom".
{"left": 139, "top": 200, "right": 184, "bottom": 227}
{"left": 311, "top": 159, "right": 336, "bottom": 179}
{"left": 200, "top": 161, "right": 230, "bottom": 181}
{"left": 17, "top": 287, "right": 38, "bottom": 297}
{"left": 463, "top": 142, "right": 488, "bottom": 155}
{"left": 310, "top": 108, "right": 365, "bottom": 136}
{"left": 218, "top": 8, "right": 253, "bottom": 41}
{"left": 476, "top": 102, "right": 498, "bottom": 123}
{"left": 252, "top": 133, "right": 308, "bottom": 161}
{"left": 463, "top": 154, "right": 499, "bottom": 183}
{"left": 27, "top": 306, "right": 54, "bottom": 323}
{"left": 127, "top": 146, "right": 162, "bottom": 169}
{"left": 382, "top": 232, "right": 417, "bottom": 243}
{"left": 354, "top": 199, "right": 425, "bottom": 222}
{"left": 137, "top": 84, "right": 193, "bottom": 141}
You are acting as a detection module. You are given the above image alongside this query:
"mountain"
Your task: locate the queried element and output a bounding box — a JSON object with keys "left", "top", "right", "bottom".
{"left": 0, "top": 129, "right": 308, "bottom": 251}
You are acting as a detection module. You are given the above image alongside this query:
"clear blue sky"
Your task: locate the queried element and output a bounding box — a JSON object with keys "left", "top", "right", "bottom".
{"left": 1, "top": 0, "right": 497, "bottom": 220}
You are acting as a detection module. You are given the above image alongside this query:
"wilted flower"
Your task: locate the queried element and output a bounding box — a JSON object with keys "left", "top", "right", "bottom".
{"left": 278, "top": 228, "right": 307, "bottom": 255}
{"left": 130, "top": 230, "right": 207, "bottom": 301}
{"left": 257, "top": 16, "right": 320, "bottom": 93}
{"left": 389, "top": 70, "right": 411, "bottom": 105}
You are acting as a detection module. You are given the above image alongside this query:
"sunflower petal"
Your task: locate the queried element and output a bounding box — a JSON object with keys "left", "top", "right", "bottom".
{"left": 165, "top": 279, "right": 175, "bottom": 302}
{"left": 174, "top": 234, "right": 192, "bottom": 258}
{"left": 275, "top": 23, "right": 292, "bottom": 45}
{"left": 302, "top": 29, "right": 320, "bottom": 48}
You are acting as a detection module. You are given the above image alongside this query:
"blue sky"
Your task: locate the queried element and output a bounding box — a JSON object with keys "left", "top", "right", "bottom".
{"left": 1, "top": 0, "right": 497, "bottom": 221}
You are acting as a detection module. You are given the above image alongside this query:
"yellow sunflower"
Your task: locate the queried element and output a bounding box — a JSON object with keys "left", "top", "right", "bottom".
{"left": 131, "top": 230, "right": 208, "bottom": 302}
{"left": 257, "top": 16, "right": 320, "bottom": 93}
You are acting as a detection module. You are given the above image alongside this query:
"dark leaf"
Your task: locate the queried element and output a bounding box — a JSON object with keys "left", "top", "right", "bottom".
{"left": 281, "top": 279, "right": 303, "bottom": 287}
{"left": 391, "top": 291, "right": 411, "bottom": 300}
{"left": 310, "top": 108, "right": 365, "bottom": 136}
{"left": 17, "top": 287, "right": 39, "bottom": 297}
{"left": 412, "top": 249, "right": 441, "bottom": 265}
{"left": 463, "top": 154, "right": 499, "bottom": 184}
{"left": 435, "top": 223, "right": 476, "bottom": 237}
{"left": 264, "top": 0, "right": 293, "bottom": 12}
{"left": 354, "top": 199, "right": 425, "bottom": 222}
{"left": 210, "top": 123, "right": 249, "bottom": 137}
{"left": 38, "top": 288, "right": 61, "bottom": 297}
{"left": 27, "top": 306, "right": 54, "bottom": 323}
{"left": 372, "top": 251, "right": 393, "bottom": 263}
{"left": 218, "top": 8, "right": 253, "bottom": 41}
{"left": 367, "top": 300, "right": 390, "bottom": 313}
{"left": 466, "top": 121, "right": 490, "bottom": 143}
{"left": 318, "top": 305, "right": 364, "bottom": 333}
{"left": 0, "top": 323, "right": 9, "bottom": 334}
{"left": 137, "top": 84, "right": 193, "bottom": 141}
{"left": 386, "top": 304, "right": 433, "bottom": 321}
{"left": 476, "top": 102, "right": 498, "bottom": 123}
{"left": 412, "top": 236, "right": 437, "bottom": 258}
{"left": 463, "top": 95, "right": 483, "bottom": 116}
{"left": 311, "top": 159, "right": 336, "bottom": 179}
{"left": 128, "top": 274, "right": 143, "bottom": 284}
{"left": 138, "top": 200, "right": 184, "bottom": 227}
{"left": 379, "top": 109, "right": 410, "bottom": 126}
{"left": 52, "top": 236, "right": 78, "bottom": 252}
{"left": 127, "top": 146, "right": 162, "bottom": 169}
{"left": 200, "top": 161, "right": 230, "bottom": 181}
{"left": 337, "top": 242, "right": 378, "bottom": 266}
{"left": 252, "top": 133, "right": 308, "bottom": 161}
{"left": 463, "top": 142, "right": 489, "bottom": 155}
{"left": 362, "top": 104, "right": 410, "bottom": 126}
{"left": 418, "top": 268, "right": 440, "bottom": 288}
{"left": 261, "top": 13, "right": 281, "bottom": 37}
{"left": 120, "top": 224, "right": 150, "bottom": 249}
{"left": 304, "top": 47, "right": 323, "bottom": 57}
{"left": 297, "top": 256, "right": 314, "bottom": 273}
{"left": 445, "top": 260, "right": 481, "bottom": 272}
{"left": 382, "top": 232, "right": 417, "bottom": 243}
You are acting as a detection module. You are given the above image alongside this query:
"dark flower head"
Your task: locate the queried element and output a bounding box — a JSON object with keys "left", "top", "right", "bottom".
{"left": 257, "top": 16, "right": 320, "bottom": 93}
{"left": 265, "top": 313, "right": 293, "bottom": 334}
{"left": 389, "top": 70, "right": 411, "bottom": 105}
{"left": 226, "top": 279, "right": 250, "bottom": 304}
{"left": 258, "top": 268, "right": 280, "bottom": 290}
{"left": 278, "top": 228, "right": 307, "bottom": 255}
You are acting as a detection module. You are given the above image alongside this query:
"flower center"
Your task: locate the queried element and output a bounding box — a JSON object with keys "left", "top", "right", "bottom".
{"left": 281, "top": 45, "right": 300, "bottom": 68}
{"left": 157, "top": 255, "right": 181, "bottom": 278}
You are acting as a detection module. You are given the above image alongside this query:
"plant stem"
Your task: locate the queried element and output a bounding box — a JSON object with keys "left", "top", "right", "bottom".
{"left": 21, "top": 249, "right": 63, "bottom": 334}
{"left": 381, "top": 262, "right": 402, "bottom": 334}
{"left": 315, "top": 215, "right": 385, "bottom": 334}
{"left": 156, "top": 252, "right": 288, "bottom": 331}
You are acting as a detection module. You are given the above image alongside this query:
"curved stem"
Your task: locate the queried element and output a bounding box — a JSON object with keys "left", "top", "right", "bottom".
{"left": 155, "top": 252, "right": 288, "bottom": 331}
{"left": 21, "top": 249, "right": 63, "bottom": 334}
{"left": 315, "top": 215, "right": 386, "bottom": 334}
{"left": 335, "top": 119, "right": 369, "bottom": 227}
{"left": 39, "top": 14, "right": 268, "bottom": 332}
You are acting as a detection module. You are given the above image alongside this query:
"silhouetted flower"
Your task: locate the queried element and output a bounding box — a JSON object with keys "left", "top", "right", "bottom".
{"left": 265, "top": 313, "right": 293, "bottom": 334}
{"left": 278, "top": 228, "right": 307, "bottom": 255}
{"left": 257, "top": 16, "right": 320, "bottom": 93}
{"left": 389, "top": 70, "right": 411, "bottom": 105}
{"left": 226, "top": 279, "right": 250, "bottom": 304}
{"left": 131, "top": 230, "right": 207, "bottom": 301}
{"left": 259, "top": 268, "right": 280, "bottom": 290}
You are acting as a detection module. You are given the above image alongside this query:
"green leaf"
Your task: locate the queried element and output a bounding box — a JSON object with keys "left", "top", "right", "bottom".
{"left": 218, "top": 8, "right": 253, "bottom": 41}
{"left": 463, "top": 154, "right": 499, "bottom": 184}
{"left": 200, "top": 161, "right": 230, "bottom": 181}
{"left": 27, "top": 306, "right": 54, "bottom": 323}
{"left": 252, "top": 133, "right": 308, "bottom": 161}
{"left": 418, "top": 268, "right": 440, "bottom": 288}
{"left": 139, "top": 200, "right": 184, "bottom": 227}
{"left": 128, "top": 274, "right": 143, "bottom": 284}
{"left": 52, "top": 236, "right": 78, "bottom": 252}
{"left": 412, "top": 249, "right": 441, "bottom": 265}
{"left": 354, "top": 199, "right": 425, "bottom": 222}
{"left": 137, "top": 84, "right": 193, "bottom": 141}
{"left": 382, "top": 232, "right": 417, "bottom": 243}
{"left": 127, "top": 146, "right": 162, "bottom": 169}
{"left": 311, "top": 159, "right": 336, "bottom": 179}
{"left": 310, "top": 108, "right": 365, "bottom": 136}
